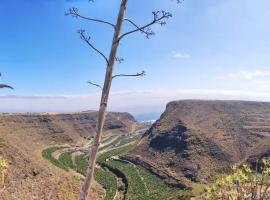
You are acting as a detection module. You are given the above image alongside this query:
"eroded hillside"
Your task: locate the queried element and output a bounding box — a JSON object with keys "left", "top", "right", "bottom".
{"left": 0, "top": 111, "right": 136, "bottom": 200}
{"left": 127, "top": 100, "right": 270, "bottom": 185}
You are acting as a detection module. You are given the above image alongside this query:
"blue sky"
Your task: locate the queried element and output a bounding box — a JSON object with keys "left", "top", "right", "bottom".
{"left": 1, "top": 0, "right": 270, "bottom": 117}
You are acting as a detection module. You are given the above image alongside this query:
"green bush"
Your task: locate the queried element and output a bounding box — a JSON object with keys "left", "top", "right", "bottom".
{"left": 202, "top": 158, "right": 270, "bottom": 200}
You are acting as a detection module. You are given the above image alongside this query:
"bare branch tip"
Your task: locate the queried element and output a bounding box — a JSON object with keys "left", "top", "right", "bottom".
{"left": 119, "top": 9, "right": 173, "bottom": 41}
{"left": 0, "top": 84, "right": 14, "bottom": 90}
{"left": 65, "top": 6, "right": 115, "bottom": 28}
{"left": 78, "top": 30, "right": 109, "bottom": 65}
{"left": 112, "top": 70, "right": 146, "bottom": 80}
{"left": 87, "top": 81, "right": 102, "bottom": 90}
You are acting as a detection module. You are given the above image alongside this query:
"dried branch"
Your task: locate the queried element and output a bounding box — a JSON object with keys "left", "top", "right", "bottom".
{"left": 78, "top": 29, "right": 109, "bottom": 65}
{"left": 0, "top": 73, "right": 14, "bottom": 90}
{"left": 87, "top": 81, "right": 102, "bottom": 90}
{"left": 176, "top": 0, "right": 184, "bottom": 3}
{"left": 66, "top": 7, "right": 115, "bottom": 29}
{"left": 124, "top": 18, "right": 151, "bottom": 36}
{"left": 0, "top": 84, "right": 14, "bottom": 90}
{"left": 119, "top": 11, "right": 172, "bottom": 41}
{"left": 112, "top": 70, "right": 146, "bottom": 79}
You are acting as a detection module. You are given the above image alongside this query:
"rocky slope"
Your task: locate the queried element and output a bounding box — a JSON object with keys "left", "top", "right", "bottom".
{"left": 0, "top": 111, "right": 136, "bottom": 199}
{"left": 0, "top": 111, "right": 136, "bottom": 144}
{"left": 128, "top": 100, "right": 270, "bottom": 185}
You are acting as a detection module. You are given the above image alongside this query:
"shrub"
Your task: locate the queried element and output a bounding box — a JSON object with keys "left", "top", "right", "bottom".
{"left": 0, "top": 156, "right": 8, "bottom": 189}
{"left": 202, "top": 158, "right": 270, "bottom": 200}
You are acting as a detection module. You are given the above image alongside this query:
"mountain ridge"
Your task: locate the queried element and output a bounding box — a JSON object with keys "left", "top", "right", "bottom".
{"left": 128, "top": 100, "right": 270, "bottom": 184}
{"left": 0, "top": 111, "right": 136, "bottom": 199}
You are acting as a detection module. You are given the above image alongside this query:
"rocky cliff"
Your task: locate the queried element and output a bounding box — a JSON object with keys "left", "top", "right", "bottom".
{"left": 128, "top": 100, "right": 270, "bottom": 184}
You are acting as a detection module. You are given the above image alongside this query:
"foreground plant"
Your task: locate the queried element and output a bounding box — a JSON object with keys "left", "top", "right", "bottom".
{"left": 203, "top": 158, "right": 270, "bottom": 200}
{"left": 0, "top": 156, "right": 9, "bottom": 194}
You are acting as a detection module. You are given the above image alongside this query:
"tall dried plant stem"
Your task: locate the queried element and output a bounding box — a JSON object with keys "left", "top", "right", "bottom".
{"left": 79, "top": 0, "right": 128, "bottom": 199}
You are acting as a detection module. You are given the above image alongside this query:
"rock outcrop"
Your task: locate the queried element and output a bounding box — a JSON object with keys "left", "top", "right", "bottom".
{"left": 129, "top": 100, "right": 270, "bottom": 184}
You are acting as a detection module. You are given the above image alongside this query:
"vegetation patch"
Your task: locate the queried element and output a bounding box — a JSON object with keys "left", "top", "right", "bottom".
{"left": 107, "top": 160, "right": 149, "bottom": 199}
{"left": 202, "top": 158, "right": 270, "bottom": 200}
{"left": 42, "top": 140, "right": 189, "bottom": 200}
{"left": 74, "top": 154, "right": 117, "bottom": 200}
{"left": 99, "top": 135, "right": 125, "bottom": 151}
{"left": 137, "top": 165, "right": 191, "bottom": 199}
{"left": 42, "top": 147, "right": 68, "bottom": 171}
{"left": 74, "top": 154, "right": 88, "bottom": 176}
{"left": 101, "top": 136, "right": 116, "bottom": 144}
{"left": 59, "top": 152, "right": 76, "bottom": 170}
{"left": 98, "top": 145, "right": 191, "bottom": 199}
{"left": 94, "top": 168, "right": 117, "bottom": 200}
{"left": 97, "top": 145, "right": 134, "bottom": 163}
{"left": 118, "top": 135, "right": 141, "bottom": 146}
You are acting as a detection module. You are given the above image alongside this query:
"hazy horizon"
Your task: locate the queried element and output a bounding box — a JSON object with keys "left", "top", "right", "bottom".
{"left": 2, "top": 89, "right": 270, "bottom": 122}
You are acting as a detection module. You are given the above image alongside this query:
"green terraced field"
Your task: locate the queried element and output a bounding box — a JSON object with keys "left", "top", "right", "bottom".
{"left": 101, "top": 136, "right": 116, "bottom": 144}
{"left": 74, "top": 154, "right": 88, "bottom": 175}
{"left": 107, "top": 160, "right": 149, "bottom": 199}
{"left": 118, "top": 135, "right": 141, "bottom": 146}
{"left": 42, "top": 147, "right": 68, "bottom": 171}
{"left": 137, "top": 166, "right": 191, "bottom": 200}
{"left": 104, "top": 160, "right": 190, "bottom": 200}
{"left": 74, "top": 153, "right": 117, "bottom": 200}
{"left": 58, "top": 151, "right": 76, "bottom": 170}
{"left": 41, "top": 137, "right": 189, "bottom": 200}
{"left": 97, "top": 145, "right": 134, "bottom": 163}
{"left": 99, "top": 135, "right": 126, "bottom": 151}
{"left": 98, "top": 145, "right": 190, "bottom": 200}
{"left": 94, "top": 168, "right": 117, "bottom": 200}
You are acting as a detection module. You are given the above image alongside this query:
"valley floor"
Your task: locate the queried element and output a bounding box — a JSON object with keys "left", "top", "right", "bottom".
{"left": 42, "top": 130, "right": 192, "bottom": 200}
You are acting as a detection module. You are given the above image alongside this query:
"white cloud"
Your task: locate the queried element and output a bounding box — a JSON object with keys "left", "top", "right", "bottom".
{"left": 172, "top": 51, "right": 191, "bottom": 59}
{"left": 218, "top": 70, "right": 270, "bottom": 80}
{"left": 1, "top": 89, "right": 270, "bottom": 115}
{"left": 217, "top": 70, "right": 270, "bottom": 90}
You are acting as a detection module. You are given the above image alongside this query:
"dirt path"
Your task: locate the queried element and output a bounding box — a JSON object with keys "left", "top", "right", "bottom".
{"left": 52, "top": 147, "right": 71, "bottom": 159}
